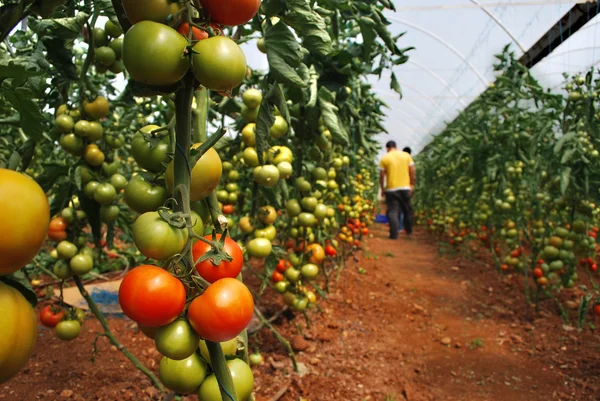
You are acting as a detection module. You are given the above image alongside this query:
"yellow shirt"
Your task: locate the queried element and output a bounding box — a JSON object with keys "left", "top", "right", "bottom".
{"left": 379, "top": 150, "right": 414, "bottom": 191}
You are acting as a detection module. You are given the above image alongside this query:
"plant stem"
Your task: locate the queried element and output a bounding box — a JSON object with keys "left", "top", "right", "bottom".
{"left": 254, "top": 306, "right": 298, "bottom": 372}
{"left": 206, "top": 341, "right": 238, "bottom": 401}
{"left": 194, "top": 88, "right": 208, "bottom": 142}
{"left": 72, "top": 276, "right": 164, "bottom": 391}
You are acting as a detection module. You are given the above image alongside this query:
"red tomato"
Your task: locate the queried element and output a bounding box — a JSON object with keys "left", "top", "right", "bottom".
{"left": 537, "top": 259, "right": 544, "bottom": 265}
{"left": 362, "top": 227, "right": 369, "bottom": 235}
{"left": 500, "top": 264, "right": 509, "bottom": 271}
{"left": 591, "top": 263, "right": 598, "bottom": 273}
{"left": 48, "top": 230, "right": 67, "bottom": 241}
{"left": 325, "top": 245, "right": 337, "bottom": 257}
{"left": 49, "top": 217, "right": 68, "bottom": 232}
{"left": 222, "top": 204, "right": 235, "bottom": 215}
{"left": 200, "top": 0, "right": 261, "bottom": 26}
{"left": 271, "top": 270, "right": 284, "bottom": 282}
{"left": 354, "top": 239, "right": 360, "bottom": 247}
{"left": 580, "top": 258, "right": 588, "bottom": 267}
{"left": 177, "top": 22, "right": 208, "bottom": 40}
{"left": 39, "top": 305, "right": 65, "bottom": 328}
{"left": 192, "top": 234, "right": 243, "bottom": 283}
{"left": 594, "top": 304, "right": 600, "bottom": 317}
{"left": 118, "top": 265, "right": 186, "bottom": 327}
{"left": 275, "top": 259, "right": 286, "bottom": 273}
{"left": 188, "top": 278, "right": 254, "bottom": 342}
{"left": 588, "top": 256, "right": 595, "bottom": 266}
{"left": 532, "top": 267, "right": 544, "bottom": 279}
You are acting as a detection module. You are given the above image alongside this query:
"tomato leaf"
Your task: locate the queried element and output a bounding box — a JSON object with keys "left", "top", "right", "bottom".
{"left": 0, "top": 87, "right": 45, "bottom": 141}
{"left": 390, "top": 72, "right": 402, "bottom": 97}
{"left": 264, "top": 21, "right": 306, "bottom": 87}
{"left": 560, "top": 167, "right": 571, "bottom": 195}
{"left": 284, "top": 0, "right": 332, "bottom": 57}
{"left": 1, "top": 271, "right": 37, "bottom": 307}
{"left": 306, "top": 65, "right": 319, "bottom": 108}
{"left": 317, "top": 86, "right": 349, "bottom": 144}
{"left": 358, "top": 17, "right": 377, "bottom": 59}
{"left": 28, "top": 12, "right": 89, "bottom": 43}
{"left": 254, "top": 84, "right": 278, "bottom": 164}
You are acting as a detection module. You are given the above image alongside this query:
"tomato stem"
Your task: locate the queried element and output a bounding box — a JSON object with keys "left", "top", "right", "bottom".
{"left": 72, "top": 276, "right": 165, "bottom": 391}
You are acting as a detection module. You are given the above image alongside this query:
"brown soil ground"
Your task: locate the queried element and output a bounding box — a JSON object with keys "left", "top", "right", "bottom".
{"left": 4, "top": 224, "right": 600, "bottom": 401}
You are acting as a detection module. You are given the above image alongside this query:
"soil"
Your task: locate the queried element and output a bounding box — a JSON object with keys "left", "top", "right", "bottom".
{"left": 4, "top": 224, "right": 600, "bottom": 401}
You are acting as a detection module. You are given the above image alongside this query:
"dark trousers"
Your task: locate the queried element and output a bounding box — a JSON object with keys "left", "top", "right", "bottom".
{"left": 385, "top": 189, "right": 413, "bottom": 238}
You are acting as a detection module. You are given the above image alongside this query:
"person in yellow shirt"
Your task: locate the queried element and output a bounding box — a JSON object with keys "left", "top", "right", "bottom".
{"left": 379, "top": 141, "right": 415, "bottom": 239}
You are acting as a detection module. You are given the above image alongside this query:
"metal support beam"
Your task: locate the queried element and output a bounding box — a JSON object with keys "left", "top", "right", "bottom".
{"left": 519, "top": 1, "right": 600, "bottom": 68}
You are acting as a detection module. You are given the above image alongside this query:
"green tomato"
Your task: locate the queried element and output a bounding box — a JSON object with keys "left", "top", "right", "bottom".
{"left": 60, "top": 207, "right": 75, "bottom": 224}
{"left": 87, "top": 121, "right": 103, "bottom": 142}
{"left": 246, "top": 238, "right": 272, "bottom": 258}
{"left": 100, "top": 204, "right": 120, "bottom": 222}
{"left": 242, "top": 89, "right": 262, "bottom": 109}
{"left": 277, "top": 161, "right": 293, "bottom": 179}
{"left": 110, "top": 173, "right": 128, "bottom": 191}
{"left": 124, "top": 175, "right": 168, "bottom": 214}
{"left": 248, "top": 352, "right": 263, "bottom": 366}
{"left": 300, "top": 263, "right": 319, "bottom": 280}
{"left": 191, "top": 37, "right": 246, "bottom": 92}
{"left": 301, "top": 197, "right": 318, "bottom": 212}
{"left": 155, "top": 320, "right": 200, "bottom": 360}
{"left": 284, "top": 267, "right": 300, "bottom": 283}
{"left": 55, "top": 114, "right": 74, "bottom": 133}
{"left": 93, "top": 183, "right": 117, "bottom": 205}
{"left": 286, "top": 199, "right": 301, "bottom": 217}
{"left": 270, "top": 115, "right": 288, "bottom": 139}
{"left": 273, "top": 281, "right": 288, "bottom": 293}
{"left": 133, "top": 211, "right": 188, "bottom": 260}
{"left": 55, "top": 320, "right": 81, "bottom": 341}
{"left": 59, "top": 133, "right": 84, "bottom": 156}
{"left": 298, "top": 212, "right": 316, "bottom": 227}
{"left": 122, "top": 21, "right": 190, "bottom": 86}
{"left": 69, "top": 254, "right": 94, "bottom": 275}
{"left": 253, "top": 165, "right": 280, "bottom": 187}
{"left": 104, "top": 20, "right": 123, "bottom": 38}
{"left": 53, "top": 260, "right": 73, "bottom": 279}
{"left": 159, "top": 353, "right": 208, "bottom": 394}
{"left": 57, "top": 241, "right": 78, "bottom": 260}
{"left": 198, "top": 359, "right": 254, "bottom": 401}
{"left": 131, "top": 126, "right": 172, "bottom": 173}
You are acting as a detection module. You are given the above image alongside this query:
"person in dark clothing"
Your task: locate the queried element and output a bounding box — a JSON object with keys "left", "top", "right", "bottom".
{"left": 379, "top": 142, "right": 415, "bottom": 239}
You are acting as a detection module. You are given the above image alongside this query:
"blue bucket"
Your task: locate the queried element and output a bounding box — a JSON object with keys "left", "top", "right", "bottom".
{"left": 375, "top": 214, "right": 389, "bottom": 223}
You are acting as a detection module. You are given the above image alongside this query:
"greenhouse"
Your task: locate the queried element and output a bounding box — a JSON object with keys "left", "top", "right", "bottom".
{"left": 0, "top": 1, "right": 599, "bottom": 400}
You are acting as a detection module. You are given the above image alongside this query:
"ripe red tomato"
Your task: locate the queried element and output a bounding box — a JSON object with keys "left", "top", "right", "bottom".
{"left": 594, "top": 304, "right": 600, "bottom": 317}
{"left": 188, "top": 278, "right": 254, "bottom": 342}
{"left": 39, "top": 305, "right": 65, "bottom": 328}
{"left": 325, "top": 245, "right": 337, "bottom": 257}
{"left": 119, "top": 265, "right": 186, "bottom": 327}
{"left": 177, "top": 22, "right": 208, "bottom": 40}
{"left": 532, "top": 267, "right": 544, "bottom": 279}
{"left": 275, "top": 259, "right": 286, "bottom": 273}
{"left": 271, "top": 271, "right": 284, "bottom": 283}
{"left": 222, "top": 204, "right": 235, "bottom": 215}
{"left": 362, "top": 227, "right": 369, "bottom": 235}
{"left": 192, "top": 234, "right": 243, "bottom": 283}
{"left": 49, "top": 217, "right": 68, "bottom": 232}
{"left": 199, "top": 0, "right": 260, "bottom": 26}
{"left": 590, "top": 263, "right": 598, "bottom": 273}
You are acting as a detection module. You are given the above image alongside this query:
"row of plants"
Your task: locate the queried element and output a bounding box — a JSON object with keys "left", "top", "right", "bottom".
{"left": 0, "top": 0, "right": 410, "bottom": 398}
{"left": 414, "top": 46, "right": 600, "bottom": 327}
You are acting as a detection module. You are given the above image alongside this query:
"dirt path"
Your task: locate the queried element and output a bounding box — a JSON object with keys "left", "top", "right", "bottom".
{"left": 254, "top": 224, "right": 600, "bottom": 401}
{"left": 4, "top": 224, "right": 599, "bottom": 401}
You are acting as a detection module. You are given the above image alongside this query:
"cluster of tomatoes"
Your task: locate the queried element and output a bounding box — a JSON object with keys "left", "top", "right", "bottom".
{"left": 85, "top": 20, "right": 125, "bottom": 75}
{"left": 120, "top": 0, "right": 256, "bottom": 93}
{"left": 39, "top": 305, "right": 86, "bottom": 342}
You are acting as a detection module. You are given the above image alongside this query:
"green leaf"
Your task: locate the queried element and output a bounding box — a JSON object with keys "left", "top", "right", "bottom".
{"left": 560, "top": 167, "right": 571, "bottom": 195}
{"left": 36, "top": 162, "right": 69, "bottom": 192}
{"left": 1, "top": 87, "right": 45, "bottom": 141}
{"left": 41, "top": 37, "right": 78, "bottom": 80}
{"left": 390, "top": 72, "right": 402, "bottom": 97}
{"left": 255, "top": 85, "right": 278, "bottom": 164}
{"left": 561, "top": 148, "right": 576, "bottom": 164}
{"left": 29, "top": 12, "right": 89, "bottom": 42}
{"left": 306, "top": 65, "right": 319, "bottom": 108}
{"left": 49, "top": 177, "right": 72, "bottom": 218}
{"left": 283, "top": 0, "right": 332, "bottom": 57}
{"left": 265, "top": 22, "right": 306, "bottom": 87}
{"left": 317, "top": 86, "right": 349, "bottom": 145}
{"left": 358, "top": 17, "right": 377, "bottom": 58}
{"left": 1, "top": 271, "right": 37, "bottom": 307}
{"left": 554, "top": 132, "right": 575, "bottom": 154}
